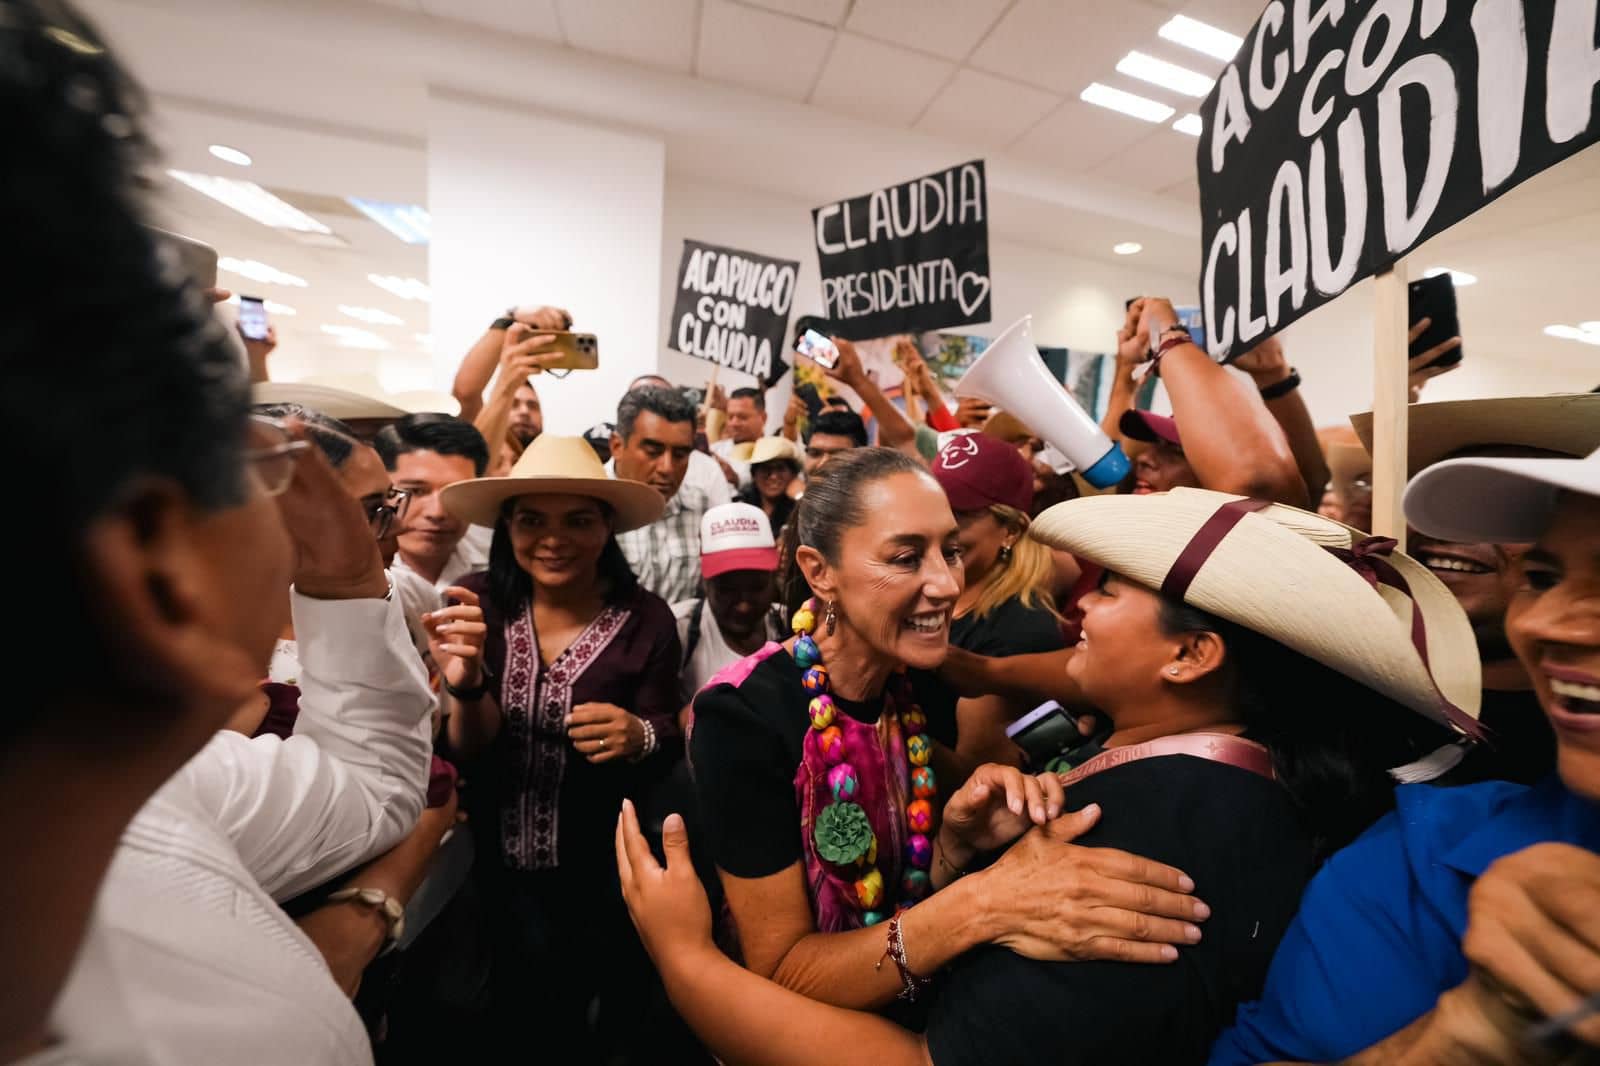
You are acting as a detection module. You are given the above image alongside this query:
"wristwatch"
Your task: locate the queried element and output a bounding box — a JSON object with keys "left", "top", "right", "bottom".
{"left": 327, "top": 885, "right": 406, "bottom": 949}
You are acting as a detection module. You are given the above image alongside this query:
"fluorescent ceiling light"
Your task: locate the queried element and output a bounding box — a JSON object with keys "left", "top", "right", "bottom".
{"left": 224, "top": 294, "right": 297, "bottom": 315}
{"left": 1081, "top": 82, "right": 1175, "bottom": 123}
{"left": 1172, "top": 113, "right": 1204, "bottom": 136}
{"left": 1423, "top": 267, "right": 1478, "bottom": 286}
{"left": 1116, "top": 51, "right": 1214, "bottom": 97}
{"left": 218, "top": 256, "right": 308, "bottom": 287}
{"left": 1158, "top": 14, "right": 1243, "bottom": 62}
{"left": 208, "top": 144, "right": 252, "bottom": 166}
{"left": 339, "top": 305, "right": 405, "bottom": 326}
{"left": 1544, "top": 324, "right": 1600, "bottom": 345}
{"left": 414, "top": 333, "right": 434, "bottom": 348}
{"left": 347, "top": 198, "right": 432, "bottom": 245}
{"left": 166, "top": 169, "right": 331, "bottom": 233}
{"left": 1580, "top": 321, "right": 1600, "bottom": 334}
{"left": 1113, "top": 242, "right": 1143, "bottom": 255}
{"left": 368, "top": 273, "right": 432, "bottom": 302}
{"left": 320, "top": 324, "right": 390, "bottom": 350}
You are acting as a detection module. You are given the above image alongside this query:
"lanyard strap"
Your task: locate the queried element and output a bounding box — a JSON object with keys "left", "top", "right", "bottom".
{"left": 1058, "top": 732, "right": 1276, "bottom": 789}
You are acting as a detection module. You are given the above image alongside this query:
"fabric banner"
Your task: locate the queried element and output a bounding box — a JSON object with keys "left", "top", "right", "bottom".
{"left": 1197, "top": 0, "right": 1600, "bottom": 359}
{"left": 668, "top": 239, "right": 799, "bottom": 386}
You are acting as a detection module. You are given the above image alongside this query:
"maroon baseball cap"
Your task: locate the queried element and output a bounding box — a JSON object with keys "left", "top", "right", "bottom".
{"left": 931, "top": 432, "right": 1034, "bottom": 513}
{"left": 1119, "top": 410, "right": 1182, "bottom": 447}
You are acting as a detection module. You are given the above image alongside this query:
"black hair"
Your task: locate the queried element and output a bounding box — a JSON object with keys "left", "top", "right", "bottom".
{"left": 776, "top": 447, "right": 929, "bottom": 615}
{"left": 730, "top": 386, "right": 764, "bottom": 410}
{"left": 805, "top": 409, "right": 869, "bottom": 448}
{"left": 616, "top": 385, "right": 695, "bottom": 441}
{"left": 373, "top": 413, "right": 489, "bottom": 476}
{"left": 486, "top": 497, "right": 639, "bottom": 616}
{"left": 251, "top": 402, "right": 357, "bottom": 469}
{"left": 1155, "top": 599, "right": 1441, "bottom": 859}
{"left": 3, "top": 1, "right": 248, "bottom": 728}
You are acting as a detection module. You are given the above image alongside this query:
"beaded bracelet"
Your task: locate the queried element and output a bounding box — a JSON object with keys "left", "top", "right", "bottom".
{"left": 881, "top": 914, "right": 933, "bottom": 1002}
{"left": 630, "top": 718, "right": 658, "bottom": 763}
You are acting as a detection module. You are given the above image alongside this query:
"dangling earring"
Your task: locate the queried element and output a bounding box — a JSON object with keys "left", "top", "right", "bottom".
{"left": 824, "top": 600, "right": 838, "bottom": 636}
{"left": 998, "top": 543, "right": 1014, "bottom": 564}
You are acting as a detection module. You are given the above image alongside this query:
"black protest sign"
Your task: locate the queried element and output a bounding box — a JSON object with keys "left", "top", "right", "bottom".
{"left": 669, "top": 240, "right": 800, "bottom": 385}
{"left": 1197, "top": 0, "right": 1600, "bottom": 360}
{"left": 812, "top": 160, "right": 991, "bottom": 340}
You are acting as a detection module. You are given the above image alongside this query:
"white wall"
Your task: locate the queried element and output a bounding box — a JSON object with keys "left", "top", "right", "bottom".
{"left": 428, "top": 90, "right": 665, "bottom": 435}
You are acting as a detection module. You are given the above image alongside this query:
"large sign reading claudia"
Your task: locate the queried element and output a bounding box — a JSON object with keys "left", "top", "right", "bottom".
{"left": 1197, "top": 0, "right": 1600, "bottom": 359}
{"left": 669, "top": 240, "right": 799, "bottom": 385}
{"left": 812, "top": 160, "right": 991, "bottom": 339}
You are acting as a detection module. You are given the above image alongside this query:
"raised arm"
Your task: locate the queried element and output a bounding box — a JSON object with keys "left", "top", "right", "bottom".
{"left": 825, "top": 337, "right": 917, "bottom": 451}
{"left": 452, "top": 304, "right": 571, "bottom": 421}
{"left": 1232, "top": 336, "right": 1330, "bottom": 508}
{"left": 1101, "top": 316, "right": 1146, "bottom": 444}
{"left": 474, "top": 324, "right": 563, "bottom": 471}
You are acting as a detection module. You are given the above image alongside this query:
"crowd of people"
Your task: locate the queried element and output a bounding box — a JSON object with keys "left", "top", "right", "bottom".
{"left": 5, "top": 3, "right": 1599, "bottom": 1065}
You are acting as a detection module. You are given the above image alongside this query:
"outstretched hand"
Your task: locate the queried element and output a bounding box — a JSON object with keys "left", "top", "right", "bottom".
{"left": 941, "top": 763, "right": 1065, "bottom": 864}
{"left": 616, "top": 798, "right": 713, "bottom": 968}
{"left": 423, "top": 586, "right": 486, "bottom": 689}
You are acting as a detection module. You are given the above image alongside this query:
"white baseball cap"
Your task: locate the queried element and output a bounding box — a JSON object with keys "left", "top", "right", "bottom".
{"left": 1405, "top": 446, "right": 1600, "bottom": 543}
{"left": 700, "top": 502, "right": 778, "bottom": 580}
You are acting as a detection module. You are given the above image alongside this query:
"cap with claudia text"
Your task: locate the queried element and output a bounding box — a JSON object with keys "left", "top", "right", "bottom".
{"left": 700, "top": 502, "right": 779, "bottom": 580}
{"left": 931, "top": 431, "right": 1033, "bottom": 514}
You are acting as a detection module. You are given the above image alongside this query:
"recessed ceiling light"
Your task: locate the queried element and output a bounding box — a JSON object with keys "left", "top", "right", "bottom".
{"left": 368, "top": 274, "right": 432, "bottom": 302}
{"left": 208, "top": 144, "right": 252, "bottom": 167}
{"left": 1113, "top": 242, "right": 1143, "bottom": 255}
{"left": 1081, "top": 82, "right": 1175, "bottom": 123}
{"left": 1172, "top": 113, "right": 1204, "bottom": 136}
{"left": 1423, "top": 267, "right": 1478, "bottom": 286}
{"left": 1577, "top": 321, "right": 1600, "bottom": 334}
{"left": 320, "top": 324, "right": 390, "bottom": 350}
{"left": 167, "top": 170, "right": 331, "bottom": 233}
{"left": 1158, "top": 14, "right": 1244, "bottom": 62}
{"left": 218, "top": 256, "right": 308, "bottom": 287}
{"left": 347, "top": 198, "right": 432, "bottom": 245}
{"left": 224, "top": 294, "right": 297, "bottom": 315}
{"left": 1116, "top": 51, "right": 1215, "bottom": 98}
{"left": 1544, "top": 324, "right": 1600, "bottom": 345}
{"left": 339, "top": 305, "right": 405, "bottom": 326}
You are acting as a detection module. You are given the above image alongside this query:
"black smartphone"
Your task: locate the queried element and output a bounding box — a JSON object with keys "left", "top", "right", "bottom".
{"left": 793, "top": 314, "right": 834, "bottom": 346}
{"left": 1408, "top": 274, "right": 1463, "bottom": 369}
{"left": 238, "top": 295, "right": 269, "bottom": 342}
{"left": 795, "top": 383, "right": 823, "bottom": 420}
{"left": 1005, "top": 700, "right": 1086, "bottom": 767}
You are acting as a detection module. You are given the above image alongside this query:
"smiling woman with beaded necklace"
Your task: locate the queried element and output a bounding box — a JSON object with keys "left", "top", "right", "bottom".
{"left": 685, "top": 448, "right": 1211, "bottom": 1014}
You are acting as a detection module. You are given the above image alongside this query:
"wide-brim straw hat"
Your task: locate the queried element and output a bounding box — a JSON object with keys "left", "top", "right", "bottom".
{"left": 253, "top": 374, "right": 460, "bottom": 420}
{"left": 1350, "top": 393, "right": 1600, "bottom": 478}
{"left": 1031, "top": 487, "right": 1482, "bottom": 734}
{"left": 439, "top": 435, "right": 664, "bottom": 532}
{"left": 748, "top": 437, "right": 803, "bottom": 467}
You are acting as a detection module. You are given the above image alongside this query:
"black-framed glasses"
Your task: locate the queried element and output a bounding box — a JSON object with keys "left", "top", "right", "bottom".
{"left": 366, "top": 487, "right": 413, "bottom": 540}
{"left": 245, "top": 415, "right": 311, "bottom": 497}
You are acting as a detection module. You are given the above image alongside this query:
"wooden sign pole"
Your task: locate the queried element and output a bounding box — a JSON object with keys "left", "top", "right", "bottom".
{"left": 1370, "top": 260, "right": 1410, "bottom": 549}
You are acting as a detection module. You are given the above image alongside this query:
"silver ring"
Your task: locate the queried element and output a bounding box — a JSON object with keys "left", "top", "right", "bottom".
{"left": 600, "top": 738, "right": 608, "bottom": 751}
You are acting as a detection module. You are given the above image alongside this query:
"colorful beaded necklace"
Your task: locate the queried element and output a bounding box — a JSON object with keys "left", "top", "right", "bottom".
{"left": 793, "top": 597, "right": 937, "bottom": 925}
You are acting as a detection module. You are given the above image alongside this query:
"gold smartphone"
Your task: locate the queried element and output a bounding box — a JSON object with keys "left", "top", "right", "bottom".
{"left": 539, "top": 331, "right": 599, "bottom": 371}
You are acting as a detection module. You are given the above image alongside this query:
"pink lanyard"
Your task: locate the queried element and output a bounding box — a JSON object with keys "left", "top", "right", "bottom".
{"left": 1058, "top": 732, "right": 1275, "bottom": 789}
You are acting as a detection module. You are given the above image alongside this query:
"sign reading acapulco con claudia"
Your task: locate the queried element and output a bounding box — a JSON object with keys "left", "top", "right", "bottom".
{"left": 1197, "top": 0, "right": 1600, "bottom": 360}
{"left": 669, "top": 239, "right": 800, "bottom": 386}
{"left": 812, "top": 160, "right": 992, "bottom": 340}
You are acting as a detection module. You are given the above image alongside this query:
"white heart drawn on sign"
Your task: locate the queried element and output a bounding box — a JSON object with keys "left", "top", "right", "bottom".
{"left": 956, "top": 273, "right": 990, "bottom": 317}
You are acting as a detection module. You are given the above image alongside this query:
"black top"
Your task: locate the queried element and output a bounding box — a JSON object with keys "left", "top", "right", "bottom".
{"left": 948, "top": 595, "right": 1064, "bottom": 658}
{"left": 925, "top": 754, "right": 1315, "bottom": 1066}
{"left": 1439, "top": 687, "right": 1556, "bottom": 787}
{"left": 736, "top": 485, "right": 796, "bottom": 535}
{"left": 690, "top": 648, "right": 957, "bottom": 879}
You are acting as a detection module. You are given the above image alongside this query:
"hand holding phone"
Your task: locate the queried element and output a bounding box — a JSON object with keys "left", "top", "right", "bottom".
{"left": 796, "top": 328, "right": 839, "bottom": 370}
{"left": 1407, "top": 274, "right": 1464, "bottom": 370}
{"left": 238, "top": 295, "right": 270, "bottom": 342}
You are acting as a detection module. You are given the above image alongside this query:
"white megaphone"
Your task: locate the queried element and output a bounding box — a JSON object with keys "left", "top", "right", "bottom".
{"left": 954, "top": 316, "right": 1130, "bottom": 489}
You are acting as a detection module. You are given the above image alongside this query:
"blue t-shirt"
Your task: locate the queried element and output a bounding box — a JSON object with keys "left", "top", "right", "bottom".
{"left": 1209, "top": 775, "right": 1600, "bottom": 1065}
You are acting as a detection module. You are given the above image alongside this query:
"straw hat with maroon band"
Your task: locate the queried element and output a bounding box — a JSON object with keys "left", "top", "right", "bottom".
{"left": 699, "top": 502, "right": 779, "bottom": 580}
{"left": 930, "top": 431, "right": 1033, "bottom": 513}
{"left": 1119, "top": 410, "right": 1182, "bottom": 448}
{"left": 439, "top": 434, "right": 663, "bottom": 531}
{"left": 1030, "top": 487, "right": 1483, "bottom": 741}
{"left": 1349, "top": 393, "right": 1600, "bottom": 478}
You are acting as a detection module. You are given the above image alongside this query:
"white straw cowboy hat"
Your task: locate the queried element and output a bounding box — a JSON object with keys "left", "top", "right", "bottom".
{"left": 748, "top": 437, "right": 803, "bottom": 467}
{"left": 1406, "top": 446, "right": 1600, "bottom": 544}
{"left": 1349, "top": 393, "right": 1600, "bottom": 478}
{"left": 1031, "top": 487, "right": 1483, "bottom": 737}
{"left": 439, "top": 435, "right": 664, "bottom": 532}
{"left": 252, "top": 374, "right": 460, "bottom": 420}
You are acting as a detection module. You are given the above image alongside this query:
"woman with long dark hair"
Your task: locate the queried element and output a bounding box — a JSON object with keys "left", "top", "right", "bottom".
{"left": 622, "top": 486, "right": 1483, "bottom": 1066}
{"left": 433, "top": 434, "right": 684, "bottom": 1060}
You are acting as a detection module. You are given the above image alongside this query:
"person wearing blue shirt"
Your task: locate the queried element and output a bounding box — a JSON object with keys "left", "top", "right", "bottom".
{"left": 1211, "top": 445, "right": 1600, "bottom": 1064}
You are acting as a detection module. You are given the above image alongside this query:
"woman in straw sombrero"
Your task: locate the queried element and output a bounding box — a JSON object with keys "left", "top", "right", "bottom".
{"left": 613, "top": 486, "right": 1483, "bottom": 1066}
{"left": 429, "top": 435, "right": 686, "bottom": 1058}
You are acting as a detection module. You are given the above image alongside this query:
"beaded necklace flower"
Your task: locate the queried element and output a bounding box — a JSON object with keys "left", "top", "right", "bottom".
{"left": 793, "top": 597, "right": 936, "bottom": 925}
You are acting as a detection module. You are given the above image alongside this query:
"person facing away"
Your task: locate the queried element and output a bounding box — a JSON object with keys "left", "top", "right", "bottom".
{"left": 0, "top": 6, "right": 434, "bottom": 1060}
{"left": 610, "top": 385, "right": 716, "bottom": 606}
{"left": 375, "top": 414, "right": 492, "bottom": 593}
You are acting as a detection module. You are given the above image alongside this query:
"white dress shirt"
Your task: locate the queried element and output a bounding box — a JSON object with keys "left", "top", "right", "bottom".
{"left": 709, "top": 437, "right": 753, "bottom": 491}
{"left": 687, "top": 449, "right": 735, "bottom": 507}
{"left": 392, "top": 524, "right": 491, "bottom": 594}
{"left": 32, "top": 591, "right": 433, "bottom": 1066}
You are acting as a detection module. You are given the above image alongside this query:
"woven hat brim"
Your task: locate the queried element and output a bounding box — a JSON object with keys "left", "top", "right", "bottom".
{"left": 1030, "top": 489, "right": 1481, "bottom": 729}
{"left": 251, "top": 382, "right": 407, "bottom": 421}
{"left": 440, "top": 474, "right": 665, "bottom": 533}
{"left": 1350, "top": 394, "right": 1600, "bottom": 477}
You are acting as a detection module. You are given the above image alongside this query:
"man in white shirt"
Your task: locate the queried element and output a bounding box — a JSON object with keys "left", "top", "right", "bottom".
{"left": 672, "top": 503, "right": 784, "bottom": 706}
{"left": 376, "top": 414, "right": 493, "bottom": 592}
{"left": 708, "top": 387, "right": 767, "bottom": 489}
{"left": 628, "top": 373, "right": 734, "bottom": 507}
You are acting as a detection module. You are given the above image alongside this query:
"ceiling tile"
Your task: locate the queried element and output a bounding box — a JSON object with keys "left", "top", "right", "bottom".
{"left": 1178, "top": 0, "right": 1270, "bottom": 38}
{"left": 1010, "top": 95, "right": 1167, "bottom": 173}
{"left": 809, "top": 34, "right": 954, "bottom": 126}
{"left": 557, "top": 0, "right": 698, "bottom": 73}
{"left": 696, "top": 0, "right": 835, "bottom": 101}
{"left": 369, "top": 0, "right": 423, "bottom": 10}
{"left": 914, "top": 69, "right": 1061, "bottom": 148}
{"left": 418, "top": 0, "right": 562, "bottom": 40}
{"left": 738, "top": 0, "right": 851, "bottom": 24}
{"left": 1083, "top": 128, "right": 1198, "bottom": 192}
{"left": 968, "top": 0, "right": 1172, "bottom": 95}
{"left": 844, "top": 0, "right": 1012, "bottom": 61}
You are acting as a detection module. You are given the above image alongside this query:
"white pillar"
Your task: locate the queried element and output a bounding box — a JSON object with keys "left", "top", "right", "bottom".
{"left": 427, "top": 89, "right": 666, "bottom": 435}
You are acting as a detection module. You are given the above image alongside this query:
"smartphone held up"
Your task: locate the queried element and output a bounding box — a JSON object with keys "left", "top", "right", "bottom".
{"left": 796, "top": 328, "right": 839, "bottom": 370}
{"left": 237, "top": 295, "right": 270, "bottom": 342}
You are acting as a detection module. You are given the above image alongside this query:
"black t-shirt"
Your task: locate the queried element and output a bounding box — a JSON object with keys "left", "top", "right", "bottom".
{"left": 1439, "top": 687, "right": 1556, "bottom": 787}
{"left": 948, "top": 596, "right": 1064, "bottom": 658}
{"left": 925, "top": 754, "right": 1315, "bottom": 1066}
{"left": 690, "top": 648, "right": 957, "bottom": 879}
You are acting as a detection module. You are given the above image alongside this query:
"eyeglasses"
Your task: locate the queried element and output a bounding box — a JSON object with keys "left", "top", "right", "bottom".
{"left": 366, "top": 487, "right": 413, "bottom": 539}
{"left": 245, "top": 415, "right": 311, "bottom": 497}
